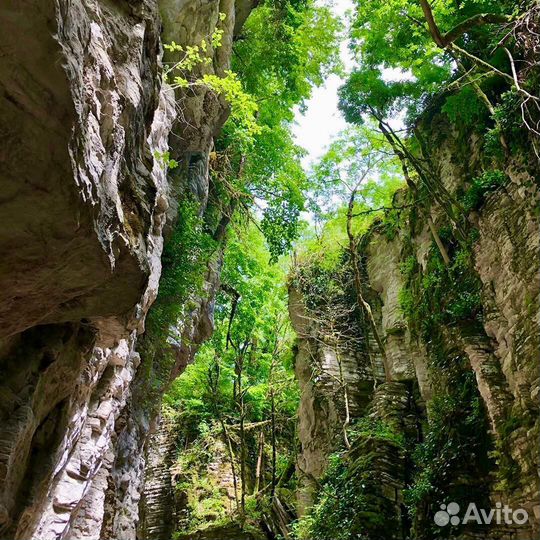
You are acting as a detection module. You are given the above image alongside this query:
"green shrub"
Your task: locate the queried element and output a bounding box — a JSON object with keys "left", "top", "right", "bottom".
{"left": 461, "top": 170, "right": 507, "bottom": 212}
{"left": 491, "top": 415, "right": 523, "bottom": 493}
{"left": 145, "top": 198, "right": 217, "bottom": 340}
{"left": 442, "top": 86, "right": 486, "bottom": 128}
{"left": 399, "top": 232, "right": 483, "bottom": 341}
{"left": 399, "top": 255, "right": 417, "bottom": 277}
{"left": 405, "top": 366, "right": 494, "bottom": 538}
{"left": 348, "top": 417, "right": 405, "bottom": 446}
{"left": 485, "top": 90, "right": 528, "bottom": 158}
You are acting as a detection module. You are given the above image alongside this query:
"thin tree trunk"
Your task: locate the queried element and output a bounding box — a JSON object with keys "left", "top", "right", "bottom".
{"left": 276, "top": 459, "right": 295, "bottom": 490}
{"left": 221, "top": 284, "right": 240, "bottom": 350}
{"left": 270, "top": 389, "right": 277, "bottom": 496}
{"left": 254, "top": 431, "right": 264, "bottom": 494}
{"left": 427, "top": 216, "right": 451, "bottom": 265}
{"left": 236, "top": 352, "right": 247, "bottom": 517}
{"left": 419, "top": 0, "right": 510, "bottom": 48}
{"left": 220, "top": 418, "right": 240, "bottom": 510}
{"left": 419, "top": 0, "right": 445, "bottom": 46}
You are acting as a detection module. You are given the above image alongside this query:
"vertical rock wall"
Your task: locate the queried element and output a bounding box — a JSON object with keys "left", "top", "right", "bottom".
{"left": 288, "top": 287, "right": 384, "bottom": 514}
{"left": 0, "top": 0, "right": 254, "bottom": 538}
{"left": 290, "top": 116, "right": 539, "bottom": 538}
{"left": 138, "top": 416, "right": 179, "bottom": 539}
{"left": 0, "top": 1, "right": 175, "bottom": 538}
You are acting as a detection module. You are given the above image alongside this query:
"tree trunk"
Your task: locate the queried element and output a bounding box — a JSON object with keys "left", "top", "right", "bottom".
{"left": 220, "top": 418, "right": 240, "bottom": 510}
{"left": 235, "top": 350, "right": 247, "bottom": 518}
{"left": 270, "top": 389, "right": 277, "bottom": 496}
{"left": 427, "top": 216, "right": 451, "bottom": 265}
{"left": 254, "top": 431, "right": 265, "bottom": 494}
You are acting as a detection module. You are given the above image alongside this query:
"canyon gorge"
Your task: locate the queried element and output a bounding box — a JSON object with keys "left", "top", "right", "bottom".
{"left": 0, "top": 1, "right": 538, "bottom": 539}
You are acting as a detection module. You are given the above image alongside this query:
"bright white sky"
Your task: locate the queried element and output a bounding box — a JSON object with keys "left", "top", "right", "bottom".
{"left": 292, "top": 0, "right": 355, "bottom": 168}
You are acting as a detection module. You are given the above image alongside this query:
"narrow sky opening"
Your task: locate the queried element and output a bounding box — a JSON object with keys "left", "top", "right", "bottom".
{"left": 292, "top": 0, "right": 354, "bottom": 169}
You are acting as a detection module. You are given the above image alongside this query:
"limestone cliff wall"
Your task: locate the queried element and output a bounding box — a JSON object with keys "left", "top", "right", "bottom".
{"left": 288, "top": 287, "right": 384, "bottom": 515}
{"left": 0, "top": 2, "right": 174, "bottom": 538}
{"left": 0, "top": 1, "right": 251, "bottom": 539}
{"left": 289, "top": 118, "right": 539, "bottom": 538}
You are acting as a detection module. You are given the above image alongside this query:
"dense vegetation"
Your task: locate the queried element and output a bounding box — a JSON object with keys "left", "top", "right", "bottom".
{"left": 147, "top": 0, "right": 539, "bottom": 539}
{"left": 164, "top": 226, "right": 298, "bottom": 536}
{"left": 136, "top": 0, "right": 341, "bottom": 419}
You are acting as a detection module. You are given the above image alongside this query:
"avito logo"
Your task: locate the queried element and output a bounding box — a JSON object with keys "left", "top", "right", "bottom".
{"left": 434, "top": 502, "right": 529, "bottom": 526}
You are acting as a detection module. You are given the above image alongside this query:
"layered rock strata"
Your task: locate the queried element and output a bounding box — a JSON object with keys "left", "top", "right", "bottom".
{"left": 290, "top": 119, "right": 539, "bottom": 538}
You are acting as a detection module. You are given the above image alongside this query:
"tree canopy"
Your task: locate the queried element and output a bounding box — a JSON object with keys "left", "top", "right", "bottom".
{"left": 217, "top": 0, "right": 343, "bottom": 260}
{"left": 340, "top": 0, "right": 528, "bottom": 126}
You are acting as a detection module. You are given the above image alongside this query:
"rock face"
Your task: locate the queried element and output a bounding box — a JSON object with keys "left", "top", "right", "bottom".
{"left": 288, "top": 287, "right": 383, "bottom": 514}
{"left": 0, "top": 1, "right": 174, "bottom": 538}
{"left": 290, "top": 117, "right": 539, "bottom": 537}
{"left": 0, "top": 0, "right": 250, "bottom": 538}
{"left": 138, "top": 416, "right": 178, "bottom": 539}
{"left": 98, "top": 252, "right": 223, "bottom": 540}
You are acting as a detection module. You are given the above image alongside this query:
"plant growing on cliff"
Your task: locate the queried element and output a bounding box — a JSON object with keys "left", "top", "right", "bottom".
{"left": 153, "top": 149, "right": 178, "bottom": 170}
{"left": 404, "top": 363, "right": 494, "bottom": 538}
{"left": 293, "top": 125, "right": 405, "bottom": 378}
{"left": 147, "top": 199, "right": 217, "bottom": 338}
{"left": 216, "top": 0, "right": 342, "bottom": 261}
{"left": 136, "top": 199, "right": 217, "bottom": 412}
{"left": 293, "top": 418, "right": 405, "bottom": 540}
{"left": 398, "top": 229, "right": 483, "bottom": 343}
{"left": 163, "top": 14, "right": 261, "bottom": 139}
{"left": 395, "top": 229, "right": 496, "bottom": 538}
{"left": 459, "top": 170, "right": 508, "bottom": 212}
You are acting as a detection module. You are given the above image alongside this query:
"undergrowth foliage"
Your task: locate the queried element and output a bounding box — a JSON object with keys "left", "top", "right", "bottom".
{"left": 162, "top": 226, "right": 299, "bottom": 536}
{"left": 146, "top": 199, "right": 217, "bottom": 340}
